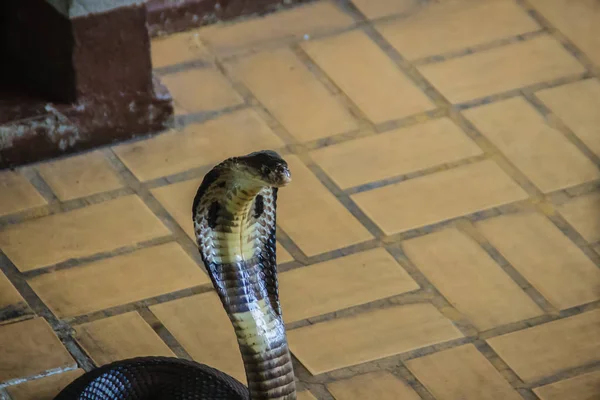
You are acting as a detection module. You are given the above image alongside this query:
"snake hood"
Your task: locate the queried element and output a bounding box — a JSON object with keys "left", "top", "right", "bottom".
{"left": 192, "top": 150, "right": 297, "bottom": 400}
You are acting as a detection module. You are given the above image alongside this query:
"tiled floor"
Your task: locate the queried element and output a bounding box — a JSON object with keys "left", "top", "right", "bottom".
{"left": 1, "top": 0, "right": 600, "bottom": 399}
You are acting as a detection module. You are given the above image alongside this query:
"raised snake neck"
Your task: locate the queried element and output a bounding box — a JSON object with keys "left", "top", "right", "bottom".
{"left": 192, "top": 155, "right": 296, "bottom": 400}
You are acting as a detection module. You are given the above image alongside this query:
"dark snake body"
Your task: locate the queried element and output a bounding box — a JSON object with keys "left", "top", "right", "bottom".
{"left": 54, "top": 151, "right": 296, "bottom": 400}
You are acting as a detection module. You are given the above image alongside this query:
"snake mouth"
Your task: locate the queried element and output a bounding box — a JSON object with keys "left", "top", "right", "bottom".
{"left": 272, "top": 168, "right": 291, "bottom": 187}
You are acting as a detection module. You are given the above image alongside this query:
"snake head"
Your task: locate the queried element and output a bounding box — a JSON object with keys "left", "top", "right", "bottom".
{"left": 234, "top": 150, "right": 291, "bottom": 188}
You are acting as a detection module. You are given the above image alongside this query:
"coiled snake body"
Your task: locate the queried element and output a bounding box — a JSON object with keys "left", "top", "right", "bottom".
{"left": 54, "top": 150, "right": 296, "bottom": 400}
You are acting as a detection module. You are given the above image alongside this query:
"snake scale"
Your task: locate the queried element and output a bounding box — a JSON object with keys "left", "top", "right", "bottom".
{"left": 54, "top": 150, "right": 297, "bottom": 400}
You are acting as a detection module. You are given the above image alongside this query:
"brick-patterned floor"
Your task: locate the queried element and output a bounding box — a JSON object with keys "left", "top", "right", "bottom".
{"left": 1, "top": 0, "right": 600, "bottom": 399}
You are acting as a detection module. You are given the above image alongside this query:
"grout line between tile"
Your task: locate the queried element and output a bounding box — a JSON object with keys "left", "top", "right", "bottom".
{"left": 137, "top": 308, "right": 194, "bottom": 361}
{"left": 380, "top": 205, "right": 507, "bottom": 244}
{"left": 343, "top": 153, "right": 488, "bottom": 195}
{"left": 523, "top": 91, "right": 600, "bottom": 167}
{"left": 65, "top": 283, "right": 215, "bottom": 326}
{"left": 384, "top": 245, "right": 479, "bottom": 337}
{"left": 300, "top": 238, "right": 381, "bottom": 267}
{"left": 154, "top": 59, "right": 214, "bottom": 76}
{"left": 564, "top": 180, "right": 600, "bottom": 198}
{"left": 453, "top": 72, "right": 592, "bottom": 111}
{"left": 303, "top": 384, "right": 336, "bottom": 400}
{"left": 286, "top": 290, "right": 431, "bottom": 331}
{"left": 0, "top": 365, "right": 80, "bottom": 390}
{"left": 411, "top": 29, "right": 547, "bottom": 66}
{"left": 297, "top": 337, "right": 473, "bottom": 385}
{"left": 390, "top": 364, "right": 438, "bottom": 400}
{"left": 546, "top": 182, "right": 600, "bottom": 205}
{"left": 300, "top": 154, "right": 385, "bottom": 239}
{"left": 541, "top": 212, "right": 600, "bottom": 268}
{"left": 0, "top": 253, "right": 96, "bottom": 372}
{"left": 172, "top": 103, "right": 249, "bottom": 130}
{"left": 290, "top": 44, "right": 377, "bottom": 133}
{"left": 0, "top": 187, "right": 134, "bottom": 229}
{"left": 525, "top": 361, "right": 600, "bottom": 391}
{"left": 517, "top": 0, "right": 600, "bottom": 77}
{"left": 471, "top": 339, "right": 528, "bottom": 393}
{"left": 275, "top": 227, "right": 309, "bottom": 265}
{"left": 0, "top": 304, "right": 33, "bottom": 326}
{"left": 454, "top": 219, "right": 558, "bottom": 315}
{"left": 101, "top": 149, "right": 208, "bottom": 270}
{"left": 20, "top": 235, "right": 176, "bottom": 279}
{"left": 477, "top": 342, "right": 600, "bottom": 400}
{"left": 19, "top": 167, "right": 59, "bottom": 204}
{"left": 204, "top": 22, "right": 368, "bottom": 63}
{"left": 0, "top": 204, "right": 58, "bottom": 229}
{"left": 519, "top": 388, "right": 543, "bottom": 400}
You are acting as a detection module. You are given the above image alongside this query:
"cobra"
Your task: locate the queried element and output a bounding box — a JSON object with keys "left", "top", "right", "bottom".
{"left": 54, "top": 150, "right": 296, "bottom": 400}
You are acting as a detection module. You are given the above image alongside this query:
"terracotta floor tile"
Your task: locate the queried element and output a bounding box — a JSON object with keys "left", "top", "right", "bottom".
{"left": 418, "top": 35, "right": 585, "bottom": 103}
{"left": 477, "top": 212, "right": 600, "bottom": 310}
{"left": 0, "top": 271, "right": 29, "bottom": 322}
{"left": 529, "top": 0, "right": 600, "bottom": 66}
{"left": 0, "top": 318, "right": 75, "bottom": 384}
{"left": 533, "top": 370, "right": 600, "bottom": 400}
{"left": 114, "top": 109, "right": 284, "bottom": 181}
{"left": 557, "top": 192, "right": 600, "bottom": 243}
{"left": 37, "top": 150, "right": 122, "bottom": 201}
{"left": 406, "top": 344, "right": 521, "bottom": 400}
{"left": 536, "top": 78, "right": 600, "bottom": 157}
{"left": 301, "top": 30, "right": 435, "bottom": 124}
{"left": 403, "top": 229, "right": 542, "bottom": 331}
{"left": 278, "top": 156, "right": 373, "bottom": 256}
{"left": 75, "top": 312, "right": 174, "bottom": 366}
{"left": 150, "top": 292, "right": 245, "bottom": 382}
{"left": 151, "top": 178, "right": 206, "bottom": 240}
{"left": 288, "top": 303, "right": 463, "bottom": 375}
{"left": 487, "top": 309, "right": 600, "bottom": 382}
{"left": 352, "top": 160, "right": 528, "bottom": 235}
{"left": 228, "top": 49, "right": 358, "bottom": 142}
{"left": 161, "top": 68, "right": 244, "bottom": 115}
{"left": 378, "top": 0, "right": 539, "bottom": 60}
{"left": 327, "top": 371, "right": 421, "bottom": 400}
{"left": 0, "top": 170, "right": 46, "bottom": 217}
{"left": 29, "top": 243, "right": 208, "bottom": 318}
{"left": 197, "top": 1, "right": 355, "bottom": 56}
{"left": 6, "top": 369, "right": 84, "bottom": 400}
{"left": 276, "top": 243, "right": 294, "bottom": 265}
{"left": 297, "top": 391, "right": 318, "bottom": 400}
{"left": 464, "top": 97, "right": 600, "bottom": 193}
{"left": 0, "top": 195, "right": 169, "bottom": 272}
{"left": 151, "top": 30, "right": 210, "bottom": 68}
{"left": 352, "top": 0, "right": 421, "bottom": 20}
{"left": 150, "top": 178, "right": 293, "bottom": 264}
{"left": 4, "top": 3, "right": 598, "bottom": 397}
{"left": 280, "top": 248, "right": 419, "bottom": 323}
{"left": 311, "top": 118, "right": 482, "bottom": 189}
